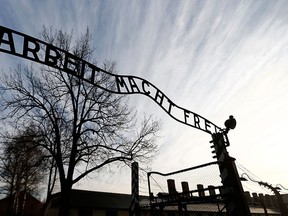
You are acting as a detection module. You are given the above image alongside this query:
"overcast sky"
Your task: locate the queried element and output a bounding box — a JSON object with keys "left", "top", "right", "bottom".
{"left": 1, "top": 0, "right": 288, "bottom": 196}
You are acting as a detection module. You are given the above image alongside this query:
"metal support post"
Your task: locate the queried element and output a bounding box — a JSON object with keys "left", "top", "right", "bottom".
{"left": 130, "top": 162, "right": 139, "bottom": 216}
{"left": 211, "top": 133, "right": 251, "bottom": 216}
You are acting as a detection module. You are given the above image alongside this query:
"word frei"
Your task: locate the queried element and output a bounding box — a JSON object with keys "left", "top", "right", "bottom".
{"left": 0, "top": 25, "right": 221, "bottom": 134}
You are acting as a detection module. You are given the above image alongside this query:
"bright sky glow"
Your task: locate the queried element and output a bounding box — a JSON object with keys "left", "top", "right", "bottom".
{"left": 1, "top": 0, "right": 288, "bottom": 196}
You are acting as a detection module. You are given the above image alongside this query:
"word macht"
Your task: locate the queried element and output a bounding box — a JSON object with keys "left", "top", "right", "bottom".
{"left": 0, "top": 25, "right": 221, "bottom": 134}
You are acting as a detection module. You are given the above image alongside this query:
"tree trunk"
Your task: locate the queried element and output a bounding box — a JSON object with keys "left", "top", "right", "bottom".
{"left": 46, "top": 158, "right": 57, "bottom": 201}
{"left": 58, "top": 180, "right": 72, "bottom": 216}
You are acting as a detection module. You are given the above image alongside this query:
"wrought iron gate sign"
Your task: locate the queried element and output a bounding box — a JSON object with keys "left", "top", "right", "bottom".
{"left": 0, "top": 25, "right": 221, "bottom": 134}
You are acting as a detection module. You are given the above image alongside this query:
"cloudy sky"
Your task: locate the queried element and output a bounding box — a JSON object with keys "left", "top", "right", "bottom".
{"left": 1, "top": 0, "right": 288, "bottom": 196}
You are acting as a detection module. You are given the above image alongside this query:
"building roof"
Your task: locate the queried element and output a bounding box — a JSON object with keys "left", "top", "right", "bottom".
{"left": 50, "top": 189, "right": 148, "bottom": 210}
{"left": 0, "top": 192, "right": 42, "bottom": 204}
{"left": 48, "top": 189, "right": 283, "bottom": 214}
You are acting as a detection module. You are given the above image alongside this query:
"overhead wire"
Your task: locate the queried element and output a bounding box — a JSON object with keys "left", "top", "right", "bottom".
{"left": 277, "top": 184, "right": 288, "bottom": 191}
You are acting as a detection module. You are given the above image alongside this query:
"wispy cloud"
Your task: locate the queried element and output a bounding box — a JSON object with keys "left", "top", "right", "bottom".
{"left": 1, "top": 0, "right": 288, "bottom": 194}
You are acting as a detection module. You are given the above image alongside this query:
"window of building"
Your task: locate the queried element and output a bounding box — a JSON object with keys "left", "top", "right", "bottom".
{"left": 106, "top": 210, "right": 118, "bottom": 216}
{"left": 78, "top": 208, "right": 92, "bottom": 216}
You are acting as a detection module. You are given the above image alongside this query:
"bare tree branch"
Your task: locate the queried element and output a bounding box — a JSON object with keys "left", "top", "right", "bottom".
{"left": 0, "top": 27, "right": 161, "bottom": 216}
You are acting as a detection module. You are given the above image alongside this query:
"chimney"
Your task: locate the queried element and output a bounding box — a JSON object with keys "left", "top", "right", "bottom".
{"left": 208, "top": 185, "right": 216, "bottom": 196}
{"left": 252, "top": 192, "right": 258, "bottom": 205}
{"left": 197, "top": 184, "right": 205, "bottom": 197}
{"left": 167, "top": 179, "right": 177, "bottom": 194}
{"left": 181, "top": 181, "right": 190, "bottom": 197}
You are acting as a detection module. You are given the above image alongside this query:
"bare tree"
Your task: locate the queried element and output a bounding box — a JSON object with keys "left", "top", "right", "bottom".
{"left": 0, "top": 27, "right": 160, "bottom": 215}
{"left": 0, "top": 125, "right": 47, "bottom": 215}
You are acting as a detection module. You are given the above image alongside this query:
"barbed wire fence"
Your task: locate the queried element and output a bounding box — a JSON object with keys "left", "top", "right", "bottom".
{"left": 140, "top": 161, "right": 227, "bottom": 216}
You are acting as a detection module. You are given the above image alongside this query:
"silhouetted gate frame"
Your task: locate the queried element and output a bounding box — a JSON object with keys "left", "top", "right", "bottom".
{"left": 0, "top": 26, "right": 251, "bottom": 216}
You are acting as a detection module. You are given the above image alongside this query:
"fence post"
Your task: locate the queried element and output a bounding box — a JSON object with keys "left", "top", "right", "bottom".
{"left": 130, "top": 162, "right": 139, "bottom": 216}
{"left": 211, "top": 132, "right": 251, "bottom": 216}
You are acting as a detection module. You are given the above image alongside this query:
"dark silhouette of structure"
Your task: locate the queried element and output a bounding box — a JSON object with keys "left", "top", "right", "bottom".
{"left": 0, "top": 192, "right": 42, "bottom": 216}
